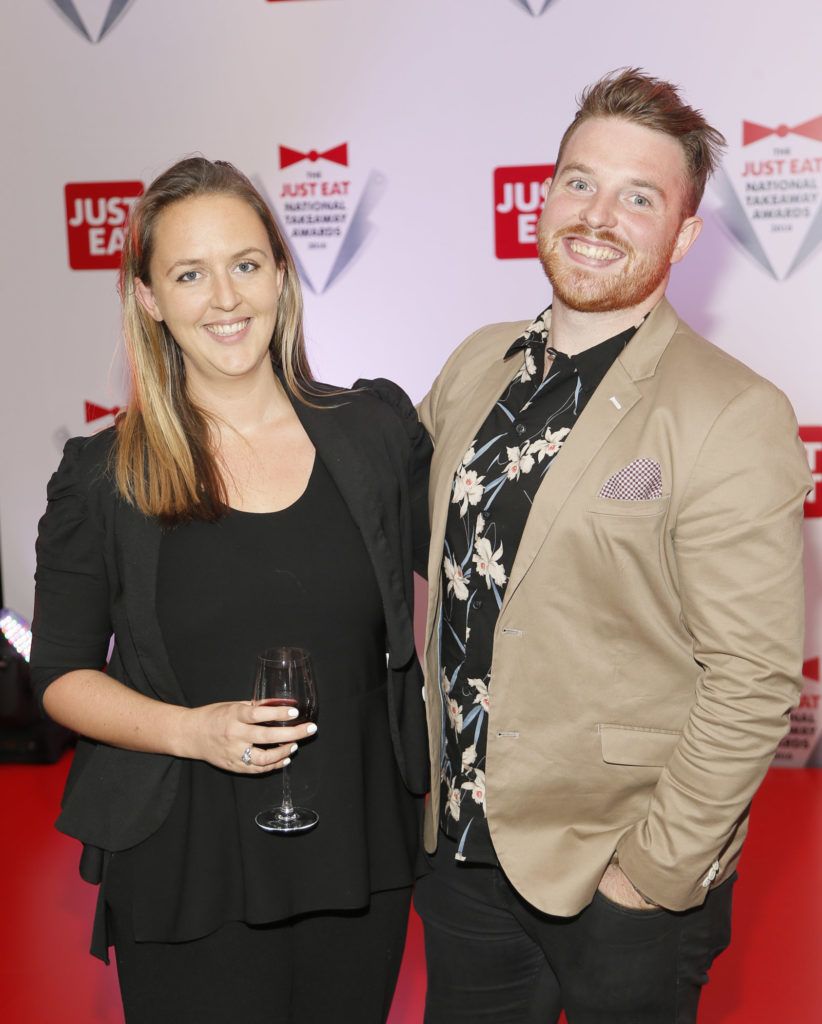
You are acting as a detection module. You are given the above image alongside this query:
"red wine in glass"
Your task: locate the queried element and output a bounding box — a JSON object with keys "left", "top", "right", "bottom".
{"left": 252, "top": 647, "right": 319, "bottom": 833}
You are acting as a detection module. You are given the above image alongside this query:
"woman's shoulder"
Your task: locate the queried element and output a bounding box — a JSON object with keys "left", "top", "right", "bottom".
{"left": 47, "top": 426, "right": 117, "bottom": 502}
{"left": 347, "top": 377, "right": 421, "bottom": 442}
{"left": 291, "top": 378, "right": 429, "bottom": 467}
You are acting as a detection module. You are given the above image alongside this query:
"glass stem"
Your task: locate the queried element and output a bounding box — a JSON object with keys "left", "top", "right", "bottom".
{"left": 279, "top": 763, "right": 296, "bottom": 820}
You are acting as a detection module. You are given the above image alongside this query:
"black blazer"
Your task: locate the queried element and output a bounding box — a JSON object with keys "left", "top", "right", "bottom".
{"left": 31, "top": 379, "right": 431, "bottom": 867}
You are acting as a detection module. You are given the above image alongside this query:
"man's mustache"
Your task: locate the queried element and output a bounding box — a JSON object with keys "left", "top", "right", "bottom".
{"left": 550, "top": 224, "right": 632, "bottom": 254}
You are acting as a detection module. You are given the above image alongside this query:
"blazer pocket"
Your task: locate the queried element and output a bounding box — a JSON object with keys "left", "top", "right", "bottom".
{"left": 599, "top": 724, "right": 682, "bottom": 767}
{"left": 586, "top": 494, "right": 670, "bottom": 517}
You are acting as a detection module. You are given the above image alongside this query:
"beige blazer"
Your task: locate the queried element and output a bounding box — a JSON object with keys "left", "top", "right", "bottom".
{"left": 418, "top": 298, "right": 811, "bottom": 914}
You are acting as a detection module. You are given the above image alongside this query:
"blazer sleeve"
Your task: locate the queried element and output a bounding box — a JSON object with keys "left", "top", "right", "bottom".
{"left": 417, "top": 325, "right": 488, "bottom": 445}
{"left": 30, "top": 436, "right": 113, "bottom": 708}
{"left": 353, "top": 377, "right": 432, "bottom": 578}
{"left": 616, "top": 381, "right": 811, "bottom": 909}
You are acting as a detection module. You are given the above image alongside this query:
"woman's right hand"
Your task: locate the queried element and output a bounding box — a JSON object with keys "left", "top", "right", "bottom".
{"left": 182, "top": 700, "right": 317, "bottom": 773}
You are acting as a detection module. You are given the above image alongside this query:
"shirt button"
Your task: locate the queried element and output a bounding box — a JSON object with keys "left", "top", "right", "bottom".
{"left": 474, "top": 597, "right": 484, "bottom": 610}
{"left": 515, "top": 422, "right": 526, "bottom": 436}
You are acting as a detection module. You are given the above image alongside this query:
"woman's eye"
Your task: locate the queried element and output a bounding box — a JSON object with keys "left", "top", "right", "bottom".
{"left": 236, "top": 261, "right": 258, "bottom": 273}
{"left": 177, "top": 270, "right": 200, "bottom": 283}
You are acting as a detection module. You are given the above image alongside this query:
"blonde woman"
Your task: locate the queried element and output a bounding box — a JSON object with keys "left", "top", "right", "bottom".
{"left": 31, "top": 157, "right": 429, "bottom": 1024}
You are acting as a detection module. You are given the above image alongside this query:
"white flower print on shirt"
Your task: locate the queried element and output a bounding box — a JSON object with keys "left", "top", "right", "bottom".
{"left": 461, "top": 769, "right": 486, "bottom": 812}
{"left": 452, "top": 466, "right": 485, "bottom": 517}
{"left": 443, "top": 555, "right": 469, "bottom": 601}
{"left": 516, "top": 349, "right": 537, "bottom": 384}
{"left": 446, "top": 780, "right": 462, "bottom": 821}
{"left": 475, "top": 513, "right": 485, "bottom": 537}
{"left": 472, "top": 537, "right": 507, "bottom": 589}
{"left": 469, "top": 677, "right": 490, "bottom": 714}
{"left": 528, "top": 426, "right": 571, "bottom": 463}
{"left": 505, "top": 443, "right": 535, "bottom": 481}
{"left": 461, "top": 744, "right": 477, "bottom": 771}
{"left": 447, "top": 697, "right": 464, "bottom": 733}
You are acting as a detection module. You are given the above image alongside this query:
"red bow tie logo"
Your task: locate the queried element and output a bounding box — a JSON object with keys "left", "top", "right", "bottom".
{"left": 279, "top": 144, "right": 348, "bottom": 170}
{"left": 743, "top": 116, "right": 822, "bottom": 146}
{"left": 85, "top": 401, "right": 122, "bottom": 422}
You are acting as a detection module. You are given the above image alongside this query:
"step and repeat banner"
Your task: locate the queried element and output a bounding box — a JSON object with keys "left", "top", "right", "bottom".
{"left": 2, "top": 0, "right": 821, "bottom": 763}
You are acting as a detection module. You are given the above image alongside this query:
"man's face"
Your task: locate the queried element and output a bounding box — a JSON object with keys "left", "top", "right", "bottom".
{"left": 537, "top": 116, "right": 701, "bottom": 314}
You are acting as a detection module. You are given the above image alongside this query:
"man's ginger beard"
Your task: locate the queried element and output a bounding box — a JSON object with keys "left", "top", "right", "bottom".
{"left": 537, "top": 223, "right": 677, "bottom": 314}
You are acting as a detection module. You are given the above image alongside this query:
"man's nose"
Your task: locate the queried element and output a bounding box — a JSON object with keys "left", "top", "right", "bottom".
{"left": 580, "top": 192, "right": 618, "bottom": 230}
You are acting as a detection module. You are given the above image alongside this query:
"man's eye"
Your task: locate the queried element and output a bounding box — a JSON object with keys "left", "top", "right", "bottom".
{"left": 569, "top": 179, "right": 589, "bottom": 191}
{"left": 630, "top": 194, "right": 651, "bottom": 208}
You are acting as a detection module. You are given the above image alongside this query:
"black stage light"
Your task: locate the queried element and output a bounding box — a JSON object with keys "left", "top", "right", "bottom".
{"left": 0, "top": 609, "right": 73, "bottom": 763}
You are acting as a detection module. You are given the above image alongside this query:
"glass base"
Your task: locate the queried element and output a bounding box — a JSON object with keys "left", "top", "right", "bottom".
{"left": 255, "top": 806, "right": 319, "bottom": 833}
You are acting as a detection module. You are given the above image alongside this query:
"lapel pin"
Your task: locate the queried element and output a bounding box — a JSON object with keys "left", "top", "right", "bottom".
{"left": 609, "top": 396, "right": 622, "bottom": 410}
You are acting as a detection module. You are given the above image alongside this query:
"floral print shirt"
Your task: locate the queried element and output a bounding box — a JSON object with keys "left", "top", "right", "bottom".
{"left": 439, "top": 307, "right": 639, "bottom": 862}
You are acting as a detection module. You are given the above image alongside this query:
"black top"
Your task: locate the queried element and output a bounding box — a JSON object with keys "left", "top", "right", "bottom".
{"left": 112, "top": 455, "right": 419, "bottom": 942}
{"left": 438, "top": 308, "right": 638, "bottom": 862}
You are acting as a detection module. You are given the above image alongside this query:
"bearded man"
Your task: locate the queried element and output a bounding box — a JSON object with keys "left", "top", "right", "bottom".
{"left": 414, "top": 68, "right": 811, "bottom": 1023}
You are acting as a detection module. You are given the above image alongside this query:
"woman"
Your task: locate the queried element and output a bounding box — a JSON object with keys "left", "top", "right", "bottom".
{"left": 31, "top": 157, "right": 430, "bottom": 1023}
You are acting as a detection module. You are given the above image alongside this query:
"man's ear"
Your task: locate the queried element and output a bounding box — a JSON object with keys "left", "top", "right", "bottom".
{"left": 670, "top": 216, "right": 703, "bottom": 265}
{"left": 541, "top": 176, "right": 554, "bottom": 202}
{"left": 135, "top": 278, "right": 163, "bottom": 322}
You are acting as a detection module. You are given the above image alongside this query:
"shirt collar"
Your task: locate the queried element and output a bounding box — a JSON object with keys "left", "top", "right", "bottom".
{"left": 505, "top": 307, "right": 551, "bottom": 357}
{"left": 505, "top": 305, "right": 642, "bottom": 393}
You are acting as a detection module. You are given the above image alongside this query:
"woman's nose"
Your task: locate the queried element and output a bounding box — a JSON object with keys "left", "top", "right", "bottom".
{"left": 212, "top": 271, "right": 241, "bottom": 310}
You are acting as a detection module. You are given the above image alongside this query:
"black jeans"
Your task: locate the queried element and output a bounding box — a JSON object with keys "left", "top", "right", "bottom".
{"left": 415, "top": 838, "right": 734, "bottom": 1024}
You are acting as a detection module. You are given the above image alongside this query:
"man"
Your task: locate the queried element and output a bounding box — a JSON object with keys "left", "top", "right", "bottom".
{"left": 414, "top": 69, "right": 811, "bottom": 1023}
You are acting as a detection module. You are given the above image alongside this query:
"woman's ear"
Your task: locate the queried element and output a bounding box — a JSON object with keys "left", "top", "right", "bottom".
{"left": 135, "top": 278, "right": 163, "bottom": 322}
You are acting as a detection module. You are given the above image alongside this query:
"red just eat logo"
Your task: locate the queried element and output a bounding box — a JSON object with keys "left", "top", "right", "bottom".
{"left": 65, "top": 181, "right": 143, "bottom": 270}
{"left": 493, "top": 164, "right": 553, "bottom": 259}
{"left": 800, "top": 427, "right": 822, "bottom": 517}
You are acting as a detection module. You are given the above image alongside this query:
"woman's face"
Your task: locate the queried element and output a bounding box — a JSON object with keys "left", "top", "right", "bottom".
{"left": 135, "top": 194, "right": 284, "bottom": 393}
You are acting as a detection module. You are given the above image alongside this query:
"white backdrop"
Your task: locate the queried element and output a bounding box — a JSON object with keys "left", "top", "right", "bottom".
{"left": 2, "top": 0, "right": 821, "bottom": 762}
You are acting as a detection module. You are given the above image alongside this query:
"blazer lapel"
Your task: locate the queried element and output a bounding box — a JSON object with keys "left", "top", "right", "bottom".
{"left": 290, "top": 390, "right": 417, "bottom": 668}
{"left": 502, "top": 298, "right": 680, "bottom": 610}
{"left": 115, "top": 502, "right": 188, "bottom": 705}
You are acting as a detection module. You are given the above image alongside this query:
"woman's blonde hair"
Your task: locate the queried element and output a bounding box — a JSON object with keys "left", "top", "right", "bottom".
{"left": 115, "top": 156, "right": 313, "bottom": 524}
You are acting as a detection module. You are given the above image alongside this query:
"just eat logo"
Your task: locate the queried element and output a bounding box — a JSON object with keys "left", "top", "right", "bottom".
{"left": 65, "top": 181, "right": 143, "bottom": 270}
{"left": 800, "top": 427, "right": 822, "bottom": 517}
{"left": 493, "top": 164, "right": 553, "bottom": 259}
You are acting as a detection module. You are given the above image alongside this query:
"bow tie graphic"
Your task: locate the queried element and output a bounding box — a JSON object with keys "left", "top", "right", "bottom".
{"left": 279, "top": 144, "right": 348, "bottom": 170}
{"left": 85, "top": 401, "right": 122, "bottom": 422}
{"left": 743, "top": 116, "right": 822, "bottom": 146}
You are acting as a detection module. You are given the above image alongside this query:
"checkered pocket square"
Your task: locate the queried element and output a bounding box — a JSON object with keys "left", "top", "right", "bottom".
{"left": 598, "top": 458, "right": 663, "bottom": 500}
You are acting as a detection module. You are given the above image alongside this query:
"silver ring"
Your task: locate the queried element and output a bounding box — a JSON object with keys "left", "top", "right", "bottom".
{"left": 241, "top": 746, "right": 253, "bottom": 767}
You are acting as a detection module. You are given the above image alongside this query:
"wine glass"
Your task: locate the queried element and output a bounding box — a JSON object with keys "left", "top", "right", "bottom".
{"left": 252, "top": 646, "right": 319, "bottom": 833}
